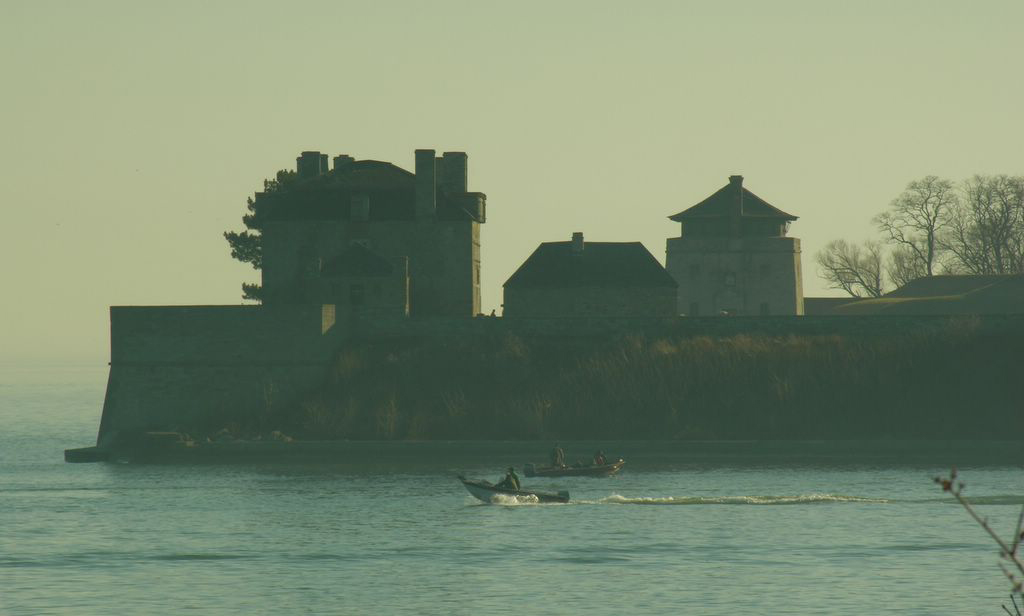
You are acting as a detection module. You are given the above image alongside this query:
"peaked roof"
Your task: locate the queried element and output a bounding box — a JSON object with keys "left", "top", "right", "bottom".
{"left": 669, "top": 177, "right": 797, "bottom": 222}
{"left": 320, "top": 244, "right": 394, "bottom": 278}
{"left": 504, "top": 241, "right": 677, "bottom": 288}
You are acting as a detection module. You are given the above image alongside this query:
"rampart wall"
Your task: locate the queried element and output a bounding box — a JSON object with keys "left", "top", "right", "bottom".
{"left": 96, "top": 305, "right": 341, "bottom": 447}
{"left": 95, "top": 307, "right": 1024, "bottom": 447}
{"left": 349, "top": 313, "right": 1024, "bottom": 340}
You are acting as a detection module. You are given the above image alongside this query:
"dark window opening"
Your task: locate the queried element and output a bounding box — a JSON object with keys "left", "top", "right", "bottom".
{"left": 350, "top": 284, "right": 365, "bottom": 306}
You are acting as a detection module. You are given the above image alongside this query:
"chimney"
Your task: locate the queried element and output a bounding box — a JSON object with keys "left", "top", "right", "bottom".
{"left": 415, "top": 149, "right": 436, "bottom": 220}
{"left": 297, "top": 151, "right": 328, "bottom": 179}
{"left": 729, "top": 174, "right": 744, "bottom": 231}
{"left": 440, "top": 151, "right": 468, "bottom": 193}
{"left": 571, "top": 232, "right": 584, "bottom": 254}
{"left": 333, "top": 155, "right": 354, "bottom": 171}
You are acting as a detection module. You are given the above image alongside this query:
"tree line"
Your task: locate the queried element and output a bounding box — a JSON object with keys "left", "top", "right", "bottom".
{"left": 816, "top": 174, "right": 1024, "bottom": 297}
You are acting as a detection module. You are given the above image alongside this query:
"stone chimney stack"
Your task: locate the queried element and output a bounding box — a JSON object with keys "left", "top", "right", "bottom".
{"left": 729, "top": 174, "right": 744, "bottom": 235}
{"left": 440, "top": 151, "right": 468, "bottom": 193}
{"left": 571, "top": 232, "right": 584, "bottom": 254}
{"left": 415, "top": 149, "right": 436, "bottom": 220}
{"left": 297, "top": 151, "right": 329, "bottom": 179}
{"left": 729, "top": 174, "right": 744, "bottom": 215}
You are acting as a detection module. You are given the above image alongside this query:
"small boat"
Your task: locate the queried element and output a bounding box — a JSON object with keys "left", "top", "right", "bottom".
{"left": 523, "top": 458, "right": 625, "bottom": 478}
{"left": 458, "top": 475, "right": 569, "bottom": 504}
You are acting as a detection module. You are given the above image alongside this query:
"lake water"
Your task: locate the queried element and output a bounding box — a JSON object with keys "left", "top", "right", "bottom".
{"left": 2, "top": 364, "right": 1022, "bottom": 615}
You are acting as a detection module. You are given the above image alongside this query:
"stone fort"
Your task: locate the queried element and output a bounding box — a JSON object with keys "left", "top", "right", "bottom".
{"left": 96, "top": 149, "right": 1018, "bottom": 448}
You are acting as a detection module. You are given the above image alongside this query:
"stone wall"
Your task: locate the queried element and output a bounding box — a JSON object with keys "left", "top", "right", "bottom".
{"left": 96, "top": 305, "right": 342, "bottom": 447}
{"left": 502, "top": 286, "right": 677, "bottom": 318}
{"left": 666, "top": 236, "right": 803, "bottom": 316}
{"left": 261, "top": 218, "right": 479, "bottom": 317}
{"left": 95, "top": 305, "right": 1024, "bottom": 448}
{"left": 348, "top": 313, "right": 1024, "bottom": 340}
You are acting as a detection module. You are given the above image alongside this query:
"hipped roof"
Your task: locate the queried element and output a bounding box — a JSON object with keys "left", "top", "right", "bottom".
{"left": 504, "top": 241, "right": 678, "bottom": 288}
{"left": 669, "top": 179, "right": 797, "bottom": 222}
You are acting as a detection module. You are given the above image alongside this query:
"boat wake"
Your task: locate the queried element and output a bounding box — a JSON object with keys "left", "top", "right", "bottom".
{"left": 466, "top": 494, "right": 547, "bottom": 506}
{"left": 582, "top": 493, "right": 889, "bottom": 505}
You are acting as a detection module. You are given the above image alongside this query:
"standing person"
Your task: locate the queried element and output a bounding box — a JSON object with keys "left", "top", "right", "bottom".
{"left": 550, "top": 443, "right": 565, "bottom": 468}
{"left": 593, "top": 450, "right": 606, "bottom": 466}
{"left": 496, "top": 466, "right": 520, "bottom": 491}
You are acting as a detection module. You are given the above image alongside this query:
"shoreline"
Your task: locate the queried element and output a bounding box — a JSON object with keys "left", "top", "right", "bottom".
{"left": 65, "top": 438, "right": 1024, "bottom": 466}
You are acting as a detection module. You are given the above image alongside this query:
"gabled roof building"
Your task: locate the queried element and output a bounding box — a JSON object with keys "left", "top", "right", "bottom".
{"left": 503, "top": 233, "right": 678, "bottom": 317}
{"left": 666, "top": 175, "right": 803, "bottom": 316}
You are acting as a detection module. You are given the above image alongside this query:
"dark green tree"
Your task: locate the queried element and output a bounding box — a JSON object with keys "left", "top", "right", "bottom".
{"left": 224, "top": 169, "right": 297, "bottom": 301}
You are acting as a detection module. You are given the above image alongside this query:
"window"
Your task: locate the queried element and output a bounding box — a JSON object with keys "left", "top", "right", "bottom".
{"left": 350, "top": 195, "right": 370, "bottom": 221}
{"left": 350, "top": 284, "right": 365, "bottom": 306}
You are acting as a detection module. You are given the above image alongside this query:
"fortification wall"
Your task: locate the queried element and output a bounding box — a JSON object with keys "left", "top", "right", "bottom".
{"left": 97, "top": 305, "right": 342, "bottom": 447}
{"left": 95, "top": 307, "right": 1024, "bottom": 449}
{"left": 349, "top": 313, "right": 1024, "bottom": 340}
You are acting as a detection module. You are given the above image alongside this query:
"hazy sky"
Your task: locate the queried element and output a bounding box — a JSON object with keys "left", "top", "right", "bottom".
{"left": 2, "top": 1, "right": 1022, "bottom": 362}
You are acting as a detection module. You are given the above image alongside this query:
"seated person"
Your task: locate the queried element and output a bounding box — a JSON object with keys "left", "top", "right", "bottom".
{"left": 550, "top": 444, "right": 565, "bottom": 468}
{"left": 495, "top": 467, "right": 521, "bottom": 491}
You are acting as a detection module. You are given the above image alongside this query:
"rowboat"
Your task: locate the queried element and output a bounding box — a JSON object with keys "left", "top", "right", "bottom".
{"left": 458, "top": 476, "right": 569, "bottom": 504}
{"left": 523, "top": 458, "right": 625, "bottom": 478}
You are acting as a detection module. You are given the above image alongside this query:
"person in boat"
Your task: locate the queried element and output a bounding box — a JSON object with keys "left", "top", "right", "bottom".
{"left": 550, "top": 443, "right": 565, "bottom": 468}
{"left": 593, "top": 450, "right": 606, "bottom": 466}
{"left": 495, "top": 466, "right": 521, "bottom": 491}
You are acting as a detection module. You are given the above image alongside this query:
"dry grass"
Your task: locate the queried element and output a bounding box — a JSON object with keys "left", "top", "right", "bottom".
{"left": 282, "top": 318, "right": 1023, "bottom": 440}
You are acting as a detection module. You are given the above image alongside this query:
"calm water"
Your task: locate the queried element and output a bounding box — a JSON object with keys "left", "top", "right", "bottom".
{"left": 2, "top": 365, "right": 1022, "bottom": 615}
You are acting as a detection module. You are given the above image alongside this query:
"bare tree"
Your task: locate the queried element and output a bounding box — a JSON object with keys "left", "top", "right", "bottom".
{"left": 815, "top": 239, "right": 885, "bottom": 297}
{"left": 874, "top": 175, "right": 957, "bottom": 278}
{"left": 887, "top": 245, "right": 928, "bottom": 289}
{"left": 942, "top": 175, "right": 1024, "bottom": 275}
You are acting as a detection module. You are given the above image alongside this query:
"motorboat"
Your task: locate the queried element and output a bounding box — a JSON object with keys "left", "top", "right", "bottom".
{"left": 458, "top": 475, "right": 569, "bottom": 504}
{"left": 523, "top": 458, "right": 625, "bottom": 478}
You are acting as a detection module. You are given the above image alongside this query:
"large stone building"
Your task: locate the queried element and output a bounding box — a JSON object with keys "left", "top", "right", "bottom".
{"left": 666, "top": 176, "right": 803, "bottom": 316}
{"left": 254, "top": 149, "right": 486, "bottom": 317}
{"left": 503, "top": 232, "right": 678, "bottom": 317}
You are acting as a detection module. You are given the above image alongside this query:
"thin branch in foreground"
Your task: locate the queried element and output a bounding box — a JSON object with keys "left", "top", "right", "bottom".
{"left": 934, "top": 468, "right": 1024, "bottom": 611}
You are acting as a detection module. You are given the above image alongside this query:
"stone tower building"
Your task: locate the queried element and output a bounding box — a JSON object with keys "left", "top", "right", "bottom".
{"left": 254, "top": 149, "right": 485, "bottom": 317}
{"left": 666, "top": 176, "right": 803, "bottom": 316}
